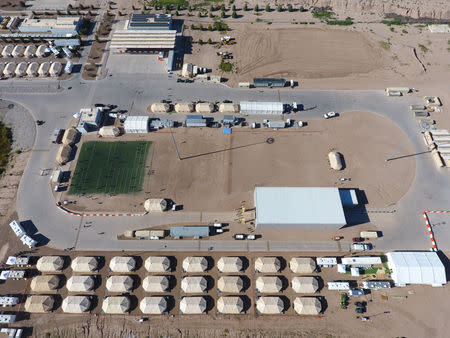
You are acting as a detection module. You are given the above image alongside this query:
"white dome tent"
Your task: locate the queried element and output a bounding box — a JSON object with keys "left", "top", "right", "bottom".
{"left": 109, "top": 256, "right": 136, "bottom": 272}
{"left": 140, "top": 296, "right": 168, "bottom": 314}
{"left": 62, "top": 296, "right": 91, "bottom": 313}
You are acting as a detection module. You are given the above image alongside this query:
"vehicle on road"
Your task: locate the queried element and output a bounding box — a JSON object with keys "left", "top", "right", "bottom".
{"left": 352, "top": 243, "right": 373, "bottom": 251}
{"left": 234, "top": 234, "right": 245, "bottom": 240}
{"left": 355, "top": 307, "right": 366, "bottom": 314}
{"left": 324, "top": 111, "right": 338, "bottom": 119}
{"left": 352, "top": 237, "right": 364, "bottom": 242}
{"left": 247, "top": 234, "right": 256, "bottom": 240}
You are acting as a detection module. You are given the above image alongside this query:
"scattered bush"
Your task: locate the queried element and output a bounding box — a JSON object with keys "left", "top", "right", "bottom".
{"left": 219, "top": 61, "right": 233, "bottom": 72}
{"left": 418, "top": 44, "right": 429, "bottom": 53}
{"left": 326, "top": 17, "right": 353, "bottom": 26}
{"left": 312, "top": 9, "right": 334, "bottom": 19}
{"left": 379, "top": 41, "right": 391, "bottom": 50}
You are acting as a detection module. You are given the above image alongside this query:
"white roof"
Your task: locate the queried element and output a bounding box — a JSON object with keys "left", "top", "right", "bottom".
{"left": 256, "top": 296, "right": 284, "bottom": 314}
{"left": 217, "top": 296, "right": 244, "bottom": 314}
{"left": 290, "top": 257, "right": 316, "bottom": 273}
{"left": 341, "top": 257, "right": 382, "bottom": 265}
{"left": 337, "top": 264, "right": 347, "bottom": 273}
{"left": 140, "top": 296, "right": 167, "bottom": 314}
{"left": 327, "top": 281, "right": 350, "bottom": 290}
{"left": 181, "top": 276, "right": 207, "bottom": 293}
{"left": 66, "top": 275, "right": 95, "bottom": 292}
{"left": 351, "top": 267, "right": 360, "bottom": 276}
{"left": 71, "top": 256, "right": 98, "bottom": 272}
{"left": 9, "top": 220, "right": 25, "bottom": 237}
{"left": 317, "top": 257, "right": 337, "bottom": 266}
{"left": 145, "top": 256, "right": 171, "bottom": 272}
{"left": 102, "top": 296, "right": 130, "bottom": 314}
{"left": 179, "top": 296, "right": 207, "bottom": 314}
{"left": 256, "top": 276, "right": 283, "bottom": 293}
{"left": 182, "top": 256, "right": 208, "bottom": 272}
{"left": 106, "top": 275, "right": 134, "bottom": 292}
{"left": 62, "top": 296, "right": 91, "bottom": 313}
{"left": 240, "top": 101, "right": 283, "bottom": 115}
{"left": 291, "top": 277, "right": 319, "bottom": 293}
{"left": 254, "top": 187, "right": 346, "bottom": 229}
{"left": 20, "top": 235, "right": 37, "bottom": 248}
{"left": 142, "top": 275, "right": 170, "bottom": 292}
{"left": 386, "top": 251, "right": 446, "bottom": 286}
{"left": 217, "top": 257, "right": 244, "bottom": 273}
{"left": 255, "top": 257, "right": 281, "bottom": 273}
{"left": 109, "top": 256, "right": 136, "bottom": 272}
{"left": 124, "top": 115, "right": 149, "bottom": 133}
{"left": 36, "top": 256, "right": 64, "bottom": 272}
{"left": 217, "top": 276, "right": 244, "bottom": 293}
{"left": 293, "top": 297, "right": 321, "bottom": 315}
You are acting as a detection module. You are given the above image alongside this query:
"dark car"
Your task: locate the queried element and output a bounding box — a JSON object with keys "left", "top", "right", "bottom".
{"left": 352, "top": 237, "right": 364, "bottom": 242}
{"left": 94, "top": 103, "right": 105, "bottom": 107}
{"left": 355, "top": 307, "right": 366, "bottom": 314}
{"left": 354, "top": 301, "right": 367, "bottom": 307}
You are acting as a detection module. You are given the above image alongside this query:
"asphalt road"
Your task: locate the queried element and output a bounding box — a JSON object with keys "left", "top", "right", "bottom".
{"left": 2, "top": 71, "right": 448, "bottom": 252}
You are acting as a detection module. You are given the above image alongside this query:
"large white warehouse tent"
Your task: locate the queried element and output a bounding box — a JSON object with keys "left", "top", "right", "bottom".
{"left": 294, "top": 297, "right": 322, "bottom": 315}
{"left": 66, "top": 275, "right": 95, "bottom": 292}
{"left": 30, "top": 275, "right": 60, "bottom": 292}
{"left": 255, "top": 257, "right": 282, "bottom": 273}
{"left": 256, "top": 296, "right": 285, "bottom": 314}
{"left": 106, "top": 275, "right": 134, "bottom": 292}
{"left": 124, "top": 116, "right": 149, "bottom": 133}
{"left": 24, "top": 295, "right": 54, "bottom": 313}
{"left": 291, "top": 276, "right": 319, "bottom": 293}
{"left": 181, "top": 276, "right": 208, "bottom": 293}
{"left": 240, "top": 101, "right": 283, "bottom": 115}
{"left": 217, "top": 276, "right": 244, "bottom": 293}
{"left": 386, "top": 251, "right": 446, "bottom": 287}
{"left": 140, "top": 296, "right": 168, "bottom": 314}
{"left": 179, "top": 296, "right": 207, "bottom": 314}
{"left": 217, "top": 257, "right": 244, "bottom": 273}
{"left": 254, "top": 187, "right": 347, "bottom": 230}
{"left": 255, "top": 276, "right": 283, "bottom": 293}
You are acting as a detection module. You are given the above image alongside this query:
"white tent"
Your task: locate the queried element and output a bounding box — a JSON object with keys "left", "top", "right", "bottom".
{"left": 291, "top": 277, "right": 319, "bottom": 293}
{"left": 255, "top": 276, "right": 283, "bottom": 293}
{"left": 240, "top": 101, "right": 283, "bottom": 115}
{"left": 142, "top": 275, "right": 170, "bottom": 292}
{"left": 150, "top": 103, "right": 170, "bottom": 113}
{"left": 217, "top": 257, "right": 244, "bottom": 273}
{"left": 109, "top": 256, "right": 136, "bottom": 272}
{"left": 140, "top": 296, "right": 168, "bottom": 314}
{"left": 290, "top": 257, "right": 316, "bottom": 274}
{"left": 106, "top": 275, "right": 134, "bottom": 292}
{"left": 181, "top": 276, "right": 207, "bottom": 293}
{"left": 145, "top": 256, "right": 171, "bottom": 272}
{"left": 175, "top": 103, "right": 194, "bottom": 114}
{"left": 293, "top": 297, "right": 321, "bottom": 315}
{"left": 386, "top": 251, "right": 446, "bottom": 287}
{"left": 30, "top": 275, "right": 60, "bottom": 292}
{"left": 102, "top": 296, "right": 130, "bottom": 314}
{"left": 66, "top": 275, "right": 95, "bottom": 292}
{"left": 15, "top": 62, "right": 27, "bottom": 77}
{"left": 38, "top": 62, "right": 50, "bottom": 77}
{"left": 182, "top": 256, "right": 208, "bottom": 273}
{"left": 49, "top": 62, "right": 62, "bottom": 77}
{"left": 144, "top": 199, "right": 168, "bottom": 212}
{"left": 26, "top": 62, "right": 39, "bottom": 77}
{"left": 124, "top": 116, "right": 149, "bottom": 133}
{"left": 179, "top": 296, "right": 207, "bottom": 314}
{"left": 99, "top": 126, "right": 120, "bottom": 137}
{"left": 3, "top": 62, "right": 16, "bottom": 77}
{"left": 217, "top": 296, "right": 244, "bottom": 314}
{"left": 36, "top": 256, "right": 64, "bottom": 272}
{"left": 255, "top": 257, "right": 281, "bottom": 273}
{"left": 62, "top": 296, "right": 91, "bottom": 313}
{"left": 24, "top": 295, "right": 54, "bottom": 313}
{"left": 256, "top": 297, "right": 284, "bottom": 314}
{"left": 217, "top": 276, "right": 244, "bottom": 293}
{"left": 24, "top": 45, "right": 37, "bottom": 58}
{"left": 71, "top": 256, "right": 98, "bottom": 272}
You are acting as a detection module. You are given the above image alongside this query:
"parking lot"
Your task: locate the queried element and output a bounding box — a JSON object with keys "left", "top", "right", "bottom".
{"left": 105, "top": 53, "right": 168, "bottom": 76}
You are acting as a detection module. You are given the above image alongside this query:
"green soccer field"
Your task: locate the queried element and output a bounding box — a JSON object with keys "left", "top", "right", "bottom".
{"left": 69, "top": 141, "right": 151, "bottom": 195}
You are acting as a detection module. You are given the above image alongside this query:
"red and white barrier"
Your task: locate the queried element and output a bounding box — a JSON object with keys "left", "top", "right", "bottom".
{"left": 422, "top": 211, "right": 438, "bottom": 251}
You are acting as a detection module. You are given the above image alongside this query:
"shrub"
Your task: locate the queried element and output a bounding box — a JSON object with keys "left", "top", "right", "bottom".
{"left": 232, "top": 10, "right": 237, "bottom": 18}
{"left": 379, "top": 41, "right": 391, "bottom": 50}
{"left": 219, "top": 61, "right": 233, "bottom": 72}
{"left": 243, "top": 3, "right": 248, "bottom": 11}
{"left": 312, "top": 9, "right": 333, "bottom": 19}
{"left": 207, "top": 38, "right": 212, "bottom": 44}
{"left": 418, "top": 44, "right": 428, "bottom": 53}
{"left": 277, "top": 5, "right": 282, "bottom": 12}
{"left": 326, "top": 17, "right": 353, "bottom": 26}
{"left": 265, "top": 4, "right": 270, "bottom": 12}
{"left": 198, "top": 39, "right": 204, "bottom": 45}
{"left": 299, "top": 6, "right": 307, "bottom": 12}
{"left": 254, "top": 4, "right": 259, "bottom": 12}
{"left": 287, "top": 4, "right": 293, "bottom": 12}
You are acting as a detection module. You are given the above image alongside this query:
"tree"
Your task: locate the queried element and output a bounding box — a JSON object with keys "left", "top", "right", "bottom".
{"left": 190, "top": 24, "right": 195, "bottom": 30}
{"left": 220, "top": 4, "right": 225, "bottom": 11}
{"left": 209, "top": 12, "right": 214, "bottom": 18}
{"left": 221, "top": 10, "right": 225, "bottom": 18}
{"left": 243, "top": 3, "right": 248, "bottom": 11}
{"left": 199, "top": 24, "right": 204, "bottom": 31}
{"left": 287, "top": 4, "right": 293, "bottom": 12}
{"left": 254, "top": 4, "right": 259, "bottom": 12}
{"left": 232, "top": 10, "right": 237, "bottom": 18}
{"left": 198, "top": 39, "right": 204, "bottom": 45}
{"left": 232, "top": 5, "right": 236, "bottom": 11}
{"left": 197, "top": 11, "right": 201, "bottom": 17}
{"left": 165, "top": 4, "right": 170, "bottom": 11}
{"left": 19, "top": 0, "right": 25, "bottom": 7}
{"left": 207, "top": 38, "right": 212, "bottom": 44}
{"left": 175, "top": 10, "right": 179, "bottom": 16}
{"left": 299, "top": 6, "right": 307, "bottom": 12}
{"left": 265, "top": 4, "right": 270, "bottom": 12}
{"left": 277, "top": 5, "right": 282, "bottom": 12}
{"left": 210, "top": 4, "right": 214, "bottom": 12}
{"left": 208, "top": 24, "right": 213, "bottom": 31}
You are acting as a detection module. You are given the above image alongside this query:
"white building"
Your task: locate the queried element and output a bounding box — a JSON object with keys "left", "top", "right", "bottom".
{"left": 240, "top": 101, "right": 284, "bottom": 115}
{"left": 124, "top": 116, "right": 150, "bottom": 133}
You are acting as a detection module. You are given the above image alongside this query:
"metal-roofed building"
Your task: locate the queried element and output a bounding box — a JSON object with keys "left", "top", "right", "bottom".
{"left": 361, "top": 280, "right": 391, "bottom": 290}
{"left": 170, "top": 226, "right": 210, "bottom": 238}
{"left": 18, "top": 16, "right": 81, "bottom": 36}
{"left": 185, "top": 115, "right": 207, "bottom": 127}
{"left": 128, "top": 14, "right": 172, "bottom": 30}
{"left": 240, "top": 101, "right": 284, "bottom": 115}
{"left": 123, "top": 115, "right": 149, "bottom": 133}
{"left": 254, "top": 187, "right": 348, "bottom": 230}
{"left": 386, "top": 251, "right": 446, "bottom": 287}
{"left": 253, "top": 78, "right": 286, "bottom": 88}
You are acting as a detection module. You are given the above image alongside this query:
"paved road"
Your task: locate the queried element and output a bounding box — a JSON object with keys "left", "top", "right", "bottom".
{"left": 2, "top": 72, "right": 448, "bottom": 252}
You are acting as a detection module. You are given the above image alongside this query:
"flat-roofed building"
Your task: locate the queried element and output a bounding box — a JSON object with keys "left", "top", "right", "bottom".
{"left": 18, "top": 16, "right": 81, "bottom": 36}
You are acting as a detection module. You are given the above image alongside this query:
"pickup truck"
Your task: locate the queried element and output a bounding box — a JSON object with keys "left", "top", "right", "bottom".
{"left": 352, "top": 243, "right": 373, "bottom": 251}
{"left": 324, "top": 112, "right": 338, "bottom": 119}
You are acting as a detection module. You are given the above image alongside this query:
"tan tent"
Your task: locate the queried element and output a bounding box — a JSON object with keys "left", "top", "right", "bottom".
{"left": 219, "top": 103, "right": 240, "bottom": 114}
{"left": 175, "top": 102, "right": 194, "bottom": 114}
{"left": 24, "top": 45, "right": 37, "bottom": 58}
{"left": 62, "top": 128, "right": 79, "bottom": 146}
{"left": 144, "top": 198, "right": 168, "bottom": 212}
{"left": 217, "top": 296, "right": 244, "bottom": 314}
{"left": 255, "top": 257, "right": 281, "bottom": 273}
{"left": 292, "top": 277, "right": 319, "bottom": 294}
{"left": 106, "top": 275, "right": 134, "bottom": 292}
{"left": 71, "top": 256, "right": 98, "bottom": 272}
{"left": 30, "top": 275, "right": 60, "bottom": 292}
{"left": 62, "top": 296, "right": 91, "bottom": 313}
{"left": 66, "top": 275, "right": 95, "bottom": 292}
{"left": 12, "top": 45, "right": 24, "bottom": 57}
{"left": 26, "top": 62, "right": 39, "bottom": 77}
{"left": 15, "top": 62, "right": 27, "bottom": 77}
{"left": 24, "top": 295, "right": 54, "bottom": 313}
{"left": 38, "top": 62, "right": 50, "bottom": 77}
{"left": 49, "top": 62, "right": 62, "bottom": 77}
{"left": 56, "top": 144, "right": 72, "bottom": 165}
{"left": 36, "top": 45, "right": 48, "bottom": 57}
{"left": 179, "top": 296, "right": 207, "bottom": 314}
{"left": 102, "top": 296, "right": 130, "bottom": 314}
{"left": 182, "top": 256, "right": 208, "bottom": 273}
{"left": 1, "top": 45, "right": 13, "bottom": 57}
{"left": 145, "top": 256, "right": 171, "bottom": 272}
{"left": 255, "top": 276, "right": 283, "bottom": 293}
{"left": 217, "top": 276, "right": 244, "bottom": 293}
{"left": 142, "top": 275, "right": 170, "bottom": 292}
{"left": 150, "top": 103, "right": 170, "bottom": 113}
{"left": 217, "top": 257, "right": 244, "bottom": 273}
{"left": 328, "top": 151, "right": 344, "bottom": 170}
{"left": 195, "top": 102, "right": 214, "bottom": 114}
{"left": 36, "top": 256, "right": 64, "bottom": 272}
{"left": 181, "top": 276, "right": 207, "bottom": 293}
{"left": 3, "top": 62, "right": 16, "bottom": 77}
{"left": 294, "top": 297, "right": 321, "bottom": 315}
{"left": 99, "top": 126, "right": 120, "bottom": 137}
{"left": 290, "top": 257, "right": 316, "bottom": 274}
{"left": 140, "top": 296, "right": 168, "bottom": 314}
{"left": 256, "top": 297, "right": 284, "bottom": 314}
{"left": 109, "top": 256, "right": 136, "bottom": 272}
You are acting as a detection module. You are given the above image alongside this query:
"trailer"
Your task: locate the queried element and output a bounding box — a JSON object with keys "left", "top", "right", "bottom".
{"left": 360, "top": 231, "right": 380, "bottom": 239}
{"left": 385, "top": 87, "right": 410, "bottom": 95}
{"left": 328, "top": 281, "right": 351, "bottom": 290}
{"left": 267, "top": 120, "right": 285, "bottom": 129}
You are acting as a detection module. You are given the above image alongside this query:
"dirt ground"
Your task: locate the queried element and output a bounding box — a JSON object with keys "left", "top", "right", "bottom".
{"left": 62, "top": 111, "right": 414, "bottom": 214}
{"left": 0, "top": 247, "right": 449, "bottom": 338}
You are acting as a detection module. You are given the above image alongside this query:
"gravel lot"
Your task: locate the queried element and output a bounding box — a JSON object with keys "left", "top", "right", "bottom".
{"left": 0, "top": 100, "right": 35, "bottom": 151}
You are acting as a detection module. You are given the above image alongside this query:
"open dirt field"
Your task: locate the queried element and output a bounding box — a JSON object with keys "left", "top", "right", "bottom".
{"left": 62, "top": 111, "right": 415, "bottom": 214}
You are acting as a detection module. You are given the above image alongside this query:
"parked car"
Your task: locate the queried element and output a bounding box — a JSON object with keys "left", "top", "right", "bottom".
{"left": 355, "top": 307, "right": 366, "bottom": 314}
{"left": 354, "top": 301, "right": 367, "bottom": 307}
{"left": 352, "top": 243, "right": 373, "bottom": 251}
{"left": 352, "top": 237, "right": 364, "bottom": 243}
{"left": 323, "top": 111, "right": 338, "bottom": 119}
{"left": 234, "top": 234, "right": 245, "bottom": 240}
{"left": 247, "top": 234, "right": 256, "bottom": 240}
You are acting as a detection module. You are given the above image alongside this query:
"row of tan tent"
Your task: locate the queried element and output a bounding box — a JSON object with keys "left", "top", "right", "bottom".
{"left": 254, "top": 257, "right": 317, "bottom": 273}
{"left": 256, "top": 297, "right": 322, "bottom": 315}
{"left": 217, "top": 276, "right": 244, "bottom": 293}
{"left": 1, "top": 61, "right": 62, "bottom": 78}
{"left": 150, "top": 102, "right": 240, "bottom": 114}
